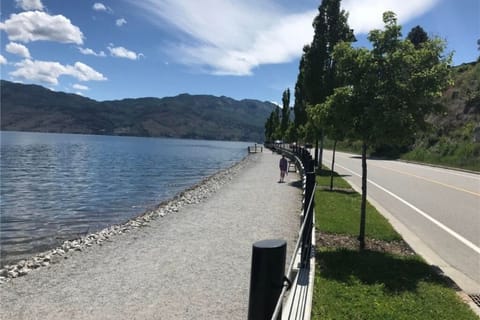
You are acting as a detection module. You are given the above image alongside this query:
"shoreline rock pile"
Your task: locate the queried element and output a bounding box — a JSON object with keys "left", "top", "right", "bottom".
{"left": 0, "top": 154, "right": 255, "bottom": 284}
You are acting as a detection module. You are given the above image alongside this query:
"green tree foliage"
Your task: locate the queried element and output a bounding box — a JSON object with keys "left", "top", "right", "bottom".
{"left": 264, "top": 112, "right": 275, "bottom": 142}
{"left": 407, "top": 25, "right": 429, "bottom": 48}
{"left": 284, "top": 122, "right": 296, "bottom": 143}
{"left": 301, "top": 0, "right": 354, "bottom": 164}
{"left": 331, "top": 11, "right": 452, "bottom": 249}
{"left": 280, "top": 88, "right": 291, "bottom": 139}
{"left": 293, "top": 46, "right": 310, "bottom": 139}
{"left": 264, "top": 106, "right": 281, "bottom": 142}
{"left": 303, "top": 0, "right": 354, "bottom": 105}
{"left": 309, "top": 87, "right": 351, "bottom": 189}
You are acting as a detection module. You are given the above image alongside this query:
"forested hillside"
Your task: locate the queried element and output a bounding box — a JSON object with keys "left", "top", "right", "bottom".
{"left": 0, "top": 80, "right": 276, "bottom": 142}
{"left": 402, "top": 60, "right": 480, "bottom": 170}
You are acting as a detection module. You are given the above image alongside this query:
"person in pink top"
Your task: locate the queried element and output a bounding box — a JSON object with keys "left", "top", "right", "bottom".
{"left": 279, "top": 155, "right": 288, "bottom": 183}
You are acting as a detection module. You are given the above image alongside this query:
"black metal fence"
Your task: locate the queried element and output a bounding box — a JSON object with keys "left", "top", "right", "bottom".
{"left": 248, "top": 144, "right": 264, "bottom": 153}
{"left": 248, "top": 143, "right": 316, "bottom": 320}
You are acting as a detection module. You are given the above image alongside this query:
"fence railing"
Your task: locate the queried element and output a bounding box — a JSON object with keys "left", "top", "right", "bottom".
{"left": 248, "top": 143, "right": 316, "bottom": 320}
{"left": 248, "top": 144, "right": 263, "bottom": 153}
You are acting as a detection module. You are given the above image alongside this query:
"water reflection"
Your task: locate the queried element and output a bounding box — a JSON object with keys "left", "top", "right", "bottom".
{"left": 0, "top": 132, "right": 251, "bottom": 265}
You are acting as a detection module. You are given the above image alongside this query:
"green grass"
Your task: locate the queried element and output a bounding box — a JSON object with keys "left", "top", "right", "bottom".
{"left": 313, "top": 249, "right": 477, "bottom": 320}
{"left": 401, "top": 141, "right": 480, "bottom": 172}
{"left": 316, "top": 168, "right": 352, "bottom": 190}
{"left": 312, "top": 168, "right": 478, "bottom": 320}
{"left": 315, "top": 170, "right": 401, "bottom": 241}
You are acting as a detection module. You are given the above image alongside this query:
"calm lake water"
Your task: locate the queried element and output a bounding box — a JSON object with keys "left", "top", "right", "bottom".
{"left": 0, "top": 131, "right": 251, "bottom": 266}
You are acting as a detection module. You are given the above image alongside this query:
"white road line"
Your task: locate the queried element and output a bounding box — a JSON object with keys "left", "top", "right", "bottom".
{"left": 333, "top": 151, "right": 480, "bottom": 180}
{"left": 332, "top": 161, "right": 480, "bottom": 255}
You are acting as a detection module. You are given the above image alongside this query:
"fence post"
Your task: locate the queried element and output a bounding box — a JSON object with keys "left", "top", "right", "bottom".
{"left": 248, "top": 239, "right": 287, "bottom": 320}
{"left": 301, "top": 172, "right": 315, "bottom": 268}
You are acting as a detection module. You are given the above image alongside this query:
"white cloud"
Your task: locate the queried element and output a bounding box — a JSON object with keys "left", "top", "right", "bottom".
{"left": 10, "top": 59, "right": 107, "bottom": 85}
{"left": 15, "top": 0, "right": 44, "bottom": 11}
{"left": 0, "top": 11, "right": 84, "bottom": 44}
{"left": 6, "top": 42, "right": 31, "bottom": 58}
{"left": 108, "top": 45, "right": 142, "bottom": 60}
{"left": 171, "top": 10, "right": 316, "bottom": 75}
{"left": 78, "top": 47, "right": 106, "bottom": 57}
{"left": 11, "top": 59, "right": 70, "bottom": 84}
{"left": 116, "top": 18, "right": 127, "bottom": 27}
{"left": 73, "top": 83, "right": 89, "bottom": 91}
{"left": 93, "top": 3, "right": 107, "bottom": 11}
{"left": 342, "top": 0, "right": 440, "bottom": 34}
{"left": 0, "top": 55, "right": 7, "bottom": 64}
{"left": 127, "top": 0, "right": 440, "bottom": 76}
{"left": 70, "top": 62, "right": 107, "bottom": 81}
{"left": 128, "top": 0, "right": 316, "bottom": 75}
{"left": 92, "top": 3, "right": 113, "bottom": 13}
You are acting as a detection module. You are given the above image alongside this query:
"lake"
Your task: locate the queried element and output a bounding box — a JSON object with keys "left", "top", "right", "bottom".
{"left": 0, "top": 131, "right": 252, "bottom": 266}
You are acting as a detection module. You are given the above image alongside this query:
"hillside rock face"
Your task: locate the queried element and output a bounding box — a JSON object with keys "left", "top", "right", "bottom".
{"left": 0, "top": 80, "right": 276, "bottom": 142}
{"left": 432, "top": 61, "right": 479, "bottom": 135}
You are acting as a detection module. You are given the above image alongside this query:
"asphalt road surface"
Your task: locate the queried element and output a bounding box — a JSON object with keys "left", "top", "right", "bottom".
{"left": 321, "top": 150, "right": 480, "bottom": 294}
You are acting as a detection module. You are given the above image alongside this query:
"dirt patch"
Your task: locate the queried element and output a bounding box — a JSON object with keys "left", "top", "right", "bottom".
{"left": 316, "top": 232, "right": 416, "bottom": 256}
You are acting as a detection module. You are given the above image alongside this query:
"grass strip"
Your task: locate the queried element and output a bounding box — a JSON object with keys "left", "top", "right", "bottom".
{"left": 312, "top": 168, "right": 478, "bottom": 320}
{"left": 315, "top": 169, "right": 401, "bottom": 242}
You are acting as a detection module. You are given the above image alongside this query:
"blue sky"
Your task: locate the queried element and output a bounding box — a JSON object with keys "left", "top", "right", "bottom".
{"left": 1, "top": 0, "right": 478, "bottom": 104}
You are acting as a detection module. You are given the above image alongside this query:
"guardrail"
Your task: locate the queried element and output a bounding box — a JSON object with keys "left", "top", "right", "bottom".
{"left": 248, "top": 143, "right": 316, "bottom": 320}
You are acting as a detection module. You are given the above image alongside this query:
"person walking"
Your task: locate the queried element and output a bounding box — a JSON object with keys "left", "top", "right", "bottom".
{"left": 279, "top": 155, "right": 288, "bottom": 183}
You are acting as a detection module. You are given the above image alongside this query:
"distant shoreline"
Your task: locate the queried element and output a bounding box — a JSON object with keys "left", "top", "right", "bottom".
{"left": 0, "top": 129, "right": 258, "bottom": 144}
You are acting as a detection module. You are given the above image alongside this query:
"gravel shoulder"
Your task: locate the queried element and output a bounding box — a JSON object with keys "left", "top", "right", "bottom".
{"left": 0, "top": 152, "right": 302, "bottom": 320}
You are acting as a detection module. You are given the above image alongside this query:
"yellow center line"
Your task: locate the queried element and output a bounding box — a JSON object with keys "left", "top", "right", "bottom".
{"left": 370, "top": 163, "right": 480, "bottom": 197}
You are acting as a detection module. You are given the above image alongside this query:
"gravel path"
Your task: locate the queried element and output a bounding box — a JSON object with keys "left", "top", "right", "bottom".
{"left": 0, "top": 152, "right": 302, "bottom": 320}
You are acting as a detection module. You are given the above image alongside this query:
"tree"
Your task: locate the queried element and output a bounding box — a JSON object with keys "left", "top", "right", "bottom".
{"left": 264, "top": 106, "right": 281, "bottom": 142}
{"left": 308, "top": 87, "right": 351, "bottom": 190}
{"left": 407, "top": 25, "right": 429, "bottom": 48}
{"left": 280, "top": 88, "right": 291, "bottom": 140}
{"left": 284, "top": 122, "right": 296, "bottom": 143}
{"left": 304, "top": 0, "right": 353, "bottom": 104}
{"left": 293, "top": 46, "right": 310, "bottom": 141}
{"left": 272, "top": 106, "right": 281, "bottom": 140}
{"left": 332, "top": 11, "right": 452, "bottom": 249}
{"left": 264, "top": 112, "right": 275, "bottom": 142}
{"left": 302, "top": 0, "right": 354, "bottom": 166}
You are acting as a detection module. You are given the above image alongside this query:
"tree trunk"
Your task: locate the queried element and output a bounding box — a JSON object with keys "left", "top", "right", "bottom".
{"left": 319, "top": 131, "right": 324, "bottom": 168}
{"left": 329, "top": 140, "right": 337, "bottom": 191}
{"left": 314, "top": 138, "right": 319, "bottom": 167}
{"left": 359, "top": 142, "right": 367, "bottom": 250}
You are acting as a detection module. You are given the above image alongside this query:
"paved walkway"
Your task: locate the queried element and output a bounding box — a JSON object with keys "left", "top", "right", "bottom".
{"left": 0, "top": 152, "right": 302, "bottom": 320}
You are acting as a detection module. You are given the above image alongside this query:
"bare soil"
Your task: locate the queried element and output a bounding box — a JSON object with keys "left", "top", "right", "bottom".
{"left": 316, "top": 232, "right": 416, "bottom": 256}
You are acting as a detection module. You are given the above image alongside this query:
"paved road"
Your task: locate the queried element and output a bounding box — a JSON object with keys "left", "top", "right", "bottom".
{"left": 321, "top": 150, "right": 480, "bottom": 294}
{"left": 0, "top": 152, "right": 302, "bottom": 320}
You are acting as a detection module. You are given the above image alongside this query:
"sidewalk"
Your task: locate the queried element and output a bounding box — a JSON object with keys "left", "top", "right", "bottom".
{"left": 0, "top": 152, "right": 302, "bottom": 320}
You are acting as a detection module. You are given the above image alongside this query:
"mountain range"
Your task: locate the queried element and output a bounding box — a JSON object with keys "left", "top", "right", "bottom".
{"left": 0, "top": 80, "right": 276, "bottom": 142}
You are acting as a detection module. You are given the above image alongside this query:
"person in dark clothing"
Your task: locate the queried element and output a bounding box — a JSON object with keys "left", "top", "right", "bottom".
{"left": 279, "top": 155, "right": 288, "bottom": 183}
